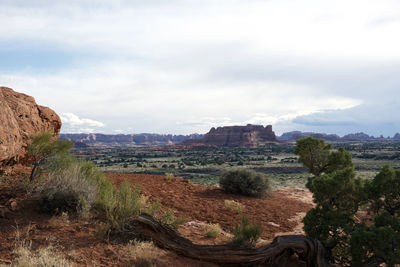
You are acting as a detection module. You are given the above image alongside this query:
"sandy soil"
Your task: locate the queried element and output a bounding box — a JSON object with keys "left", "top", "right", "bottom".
{"left": 0, "top": 170, "right": 313, "bottom": 266}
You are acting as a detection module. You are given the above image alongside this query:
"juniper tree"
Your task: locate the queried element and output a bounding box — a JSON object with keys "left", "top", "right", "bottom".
{"left": 296, "top": 137, "right": 400, "bottom": 266}
{"left": 27, "top": 132, "right": 73, "bottom": 180}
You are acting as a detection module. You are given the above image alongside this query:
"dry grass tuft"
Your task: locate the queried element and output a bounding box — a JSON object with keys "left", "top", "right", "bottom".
{"left": 126, "top": 240, "right": 160, "bottom": 267}
{"left": 224, "top": 199, "right": 244, "bottom": 213}
{"left": 10, "top": 245, "right": 72, "bottom": 267}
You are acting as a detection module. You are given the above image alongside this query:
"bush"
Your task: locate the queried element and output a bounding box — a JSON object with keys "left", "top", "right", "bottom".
{"left": 102, "top": 181, "right": 144, "bottom": 232}
{"left": 232, "top": 216, "right": 262, "bottom": 246}
{"left": 219, "top": 169, "right": 271, "bottom": 198}
{"left": 37, "top": 164, "right": 98, "bottom": 215}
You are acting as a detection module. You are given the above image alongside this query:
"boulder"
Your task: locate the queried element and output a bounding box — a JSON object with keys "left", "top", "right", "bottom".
{"left": 0, "top": 87, "right": 61, "bottom": 167}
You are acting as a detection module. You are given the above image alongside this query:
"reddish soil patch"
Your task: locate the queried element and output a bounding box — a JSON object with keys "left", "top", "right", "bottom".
{"left": 108, "top": 173, "right": 313, "bottom": 241}
{"left": 0, "top": 170, "right": 312, "bottom": 266}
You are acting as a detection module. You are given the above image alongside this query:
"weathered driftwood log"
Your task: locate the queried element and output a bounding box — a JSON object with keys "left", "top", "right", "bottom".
{"left": 126, "top": 214, "right": 336, "bottom": 267}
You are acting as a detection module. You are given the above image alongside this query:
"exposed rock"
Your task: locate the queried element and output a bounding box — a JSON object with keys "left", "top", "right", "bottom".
{"left": 184, "top": 124, "right": 276, "bottom": 147}
{"left": 341, "top": 132, "right": 373, "bottom": 141}
{"left": 277, "top": 131, "right": 341, "bottom": 142}
{"left": 278, "top": 131, "right": 381, "bottom": 142}
{"left": 393, "top": 133, "right": 400, "bottom": 140}
{"left": 60, "top": 133, "right": 204, "bottom": 147}
{"left": 0, "top": 87, "right": 61, "bottom": 167}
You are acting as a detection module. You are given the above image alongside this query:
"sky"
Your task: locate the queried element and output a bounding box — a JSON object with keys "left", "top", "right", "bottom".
{"left": 1, "top": 0, "right": 400, "bottom": 136}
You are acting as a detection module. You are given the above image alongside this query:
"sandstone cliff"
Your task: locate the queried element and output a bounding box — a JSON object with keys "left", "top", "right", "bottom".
{"left": 183, "top": 124, "right": 277, "bottom": 147}
{"left": 0, "top": 87, "right": 61, "bottom": 167}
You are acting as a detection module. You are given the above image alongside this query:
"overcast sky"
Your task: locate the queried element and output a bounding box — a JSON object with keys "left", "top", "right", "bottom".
{"left": 1, "top": 0, "right": 400, "bottom": 136}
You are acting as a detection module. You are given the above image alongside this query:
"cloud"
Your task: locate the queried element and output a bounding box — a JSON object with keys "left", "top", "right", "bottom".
{"left": 61, "top": 113, "right": 104, "bottom": 127}
{"left": 60, "top": 113, "right": 104, "bottom": 133}
{"left": 0, "top": 0, "right": 399, "bottom": 135}
{"left": 290, "top": 102, "right": 400, "bottom": 136}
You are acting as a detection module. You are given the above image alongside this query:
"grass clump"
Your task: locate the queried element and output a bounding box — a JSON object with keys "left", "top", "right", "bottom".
{"left": 205, "top": 224, "right": 222, "bottom": 238}
{"left": 224, "top": 200, "right": 244, "bottom": 213}
{"left": 219, "top": 169, "right": 271, "bottom": 198}
{"left": 36, "top": 164, "right": 98, "bottom": 215}
{"left": 160, "top": 208, "right": 187, "bottom": 227}
{"left": 126, "top": 240, "right": 160, "bottom": 267}
{"left": 232, "top": 216, "right": 262, "bottom": 246}
{"left": 102, "top": 181, "right": 147, "bottom": 232}
{"left": 11, "top": 245, "right": 72, "bottom": 267}
{"left": 10, "top": 225, "right": 71, "bottom": 267}
{"left": 165, "top": 173, "right": 174, "bottom": 181}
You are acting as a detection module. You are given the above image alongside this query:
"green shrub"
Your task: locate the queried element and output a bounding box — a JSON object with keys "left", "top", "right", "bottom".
{"left": 205, "top": 224, "right": 222, "bottom": 238}
{"left": 160, "top": 208, "right": 187, "bottom": 228}
{"left": 297, "top": 137, "right": 400, "bottom": 266}
{"left": 232, "top": 216, "right": 262, "bottom": 246}
{"left": 102, "top": 181, "right": 143, "bottom": 232}
{"left": 171, "top": 217, "right": 187, "bottom": 228}
{"left": 219, "top": 169, "right": 271, "bottom": 198}
{"left": 27, "top": 132, "right": 73, "bottom": 181}
{"left": 37, "top": 164, "right": 98, "bottom": 215}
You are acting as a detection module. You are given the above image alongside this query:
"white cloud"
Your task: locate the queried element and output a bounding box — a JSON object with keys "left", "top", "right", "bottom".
{"left": 0, "top": 0, "right": 399, "bottom": 135}
{"left": 60, "top": 113, "right": 104, "bottom": 128}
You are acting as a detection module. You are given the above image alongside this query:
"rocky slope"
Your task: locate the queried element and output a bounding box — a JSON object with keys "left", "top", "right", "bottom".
{"left": 183, "top": 124, "right": 277, "bottom": 147}
{"left": 0, "top": 87, "right": 61, "bottom": 167}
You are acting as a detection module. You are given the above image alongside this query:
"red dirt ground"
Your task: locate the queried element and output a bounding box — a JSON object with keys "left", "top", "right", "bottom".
{"left": 108, "top": 173, "right": 313, "bottom": 241}
{"left": 0, "top": 170, "right": 313, "bottom": 266}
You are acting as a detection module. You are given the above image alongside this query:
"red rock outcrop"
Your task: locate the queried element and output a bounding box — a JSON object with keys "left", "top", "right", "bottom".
{"left": 0, "top": 87, "right": 61, "bottom": 167}
{"left": 184, "top": 124, "right": 277, "bottom": 147}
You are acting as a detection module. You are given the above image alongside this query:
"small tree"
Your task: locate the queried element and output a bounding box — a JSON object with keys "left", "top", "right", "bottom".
{"left": 27, "top": 132, "right": 73, "bottom": 181}
{"left": 295, "top": 137, "right": 353, "bottom": 176}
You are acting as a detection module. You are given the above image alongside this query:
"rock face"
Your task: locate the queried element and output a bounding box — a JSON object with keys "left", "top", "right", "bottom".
{"left": 184, "top": 124, "right": 276, "bottom": 147}
{"left": 0, "top": 87, "right": 61, "bottom": 167}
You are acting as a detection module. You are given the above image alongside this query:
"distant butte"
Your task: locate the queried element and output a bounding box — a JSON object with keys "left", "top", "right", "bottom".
{"left": 183, "top": 124, "right": 277, "bottom": 147}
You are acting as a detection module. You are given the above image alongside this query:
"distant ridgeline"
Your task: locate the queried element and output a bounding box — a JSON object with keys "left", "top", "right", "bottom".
{"left": 60, "top": 127, "right": 400, "bottom": 148}
{"left": 277, "top": 131, "right": 400, "bottom": 142}
{"left": 59, "top": 133, "right": 204, "bottom": 147}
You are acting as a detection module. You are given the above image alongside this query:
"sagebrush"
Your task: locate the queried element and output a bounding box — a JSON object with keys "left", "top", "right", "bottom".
{"left": 219, "top": 169, "right": 271, "bottom": 198}
{"left": 37, "top": 164, "right": 98, "bottom": 214}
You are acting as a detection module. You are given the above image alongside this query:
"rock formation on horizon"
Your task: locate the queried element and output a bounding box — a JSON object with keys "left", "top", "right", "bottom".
{"left": 60, "top": 133, "right": 204, "bottom": 147}
{"left": 0, "top": 87, "right": 61, "bottom": 167}
{"left": 277, "top": 131, "right": 341, "bottom": 142}
{"left": 183, "top": 124, "right": 277, "bottom": 147}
